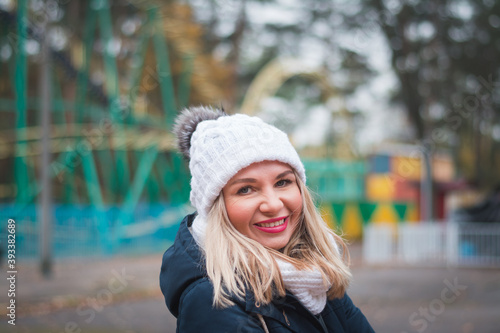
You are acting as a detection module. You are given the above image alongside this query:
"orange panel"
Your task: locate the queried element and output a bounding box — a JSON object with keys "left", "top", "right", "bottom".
{"left": 366, "top": 174, "right": 395, "bottom": 201}
{"left": 391, "top": 156, "right": 421, "bottom": 181}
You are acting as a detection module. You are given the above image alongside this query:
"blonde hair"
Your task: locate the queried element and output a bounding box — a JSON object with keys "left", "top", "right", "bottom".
{"left": 203, "top": 172, "right": 352, "bottom": 308}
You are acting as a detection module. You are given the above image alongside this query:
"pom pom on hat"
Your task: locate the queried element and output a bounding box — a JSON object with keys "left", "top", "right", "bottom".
{"left": 173, "top": 106, "right": 306, "bottom": 218}
{"left": 173, "top": 106, "right": 227, "bottom": 161}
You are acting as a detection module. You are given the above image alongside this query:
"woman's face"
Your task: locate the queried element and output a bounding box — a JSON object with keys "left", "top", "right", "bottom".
{"left": 222, "top": 161, "right": 303, "bottom": 250}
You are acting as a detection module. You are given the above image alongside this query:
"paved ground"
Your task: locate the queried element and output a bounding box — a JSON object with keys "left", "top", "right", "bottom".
{"left": 1, "top": 243, "right": 499, "bottom": 333}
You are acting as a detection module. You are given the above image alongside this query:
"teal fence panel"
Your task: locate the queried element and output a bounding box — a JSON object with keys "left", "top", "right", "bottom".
{"left": 303, "top": 159, "right": 367, "bottom": 202}
{"left": 0, "top": 203, "right": 191, "bottom": 260}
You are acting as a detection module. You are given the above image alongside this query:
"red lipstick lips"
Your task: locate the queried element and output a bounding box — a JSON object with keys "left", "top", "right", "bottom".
{"left": 254, "top": 216, "right": 288, "bottom": 233}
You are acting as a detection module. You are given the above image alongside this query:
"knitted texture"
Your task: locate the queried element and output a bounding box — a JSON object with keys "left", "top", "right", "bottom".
{"left": 189, "top": 113, "right": 306, "bottom": 218}
{"left": 276, "top": 259, "right": 330, "bottom": 315}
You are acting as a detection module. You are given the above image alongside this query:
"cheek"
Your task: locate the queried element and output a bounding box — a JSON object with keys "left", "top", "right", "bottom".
{"left": 224, "top": 197, "right": 255, "bottom": 232}
{"left": 289, "top": 188, "right": 303, "bottom": 213}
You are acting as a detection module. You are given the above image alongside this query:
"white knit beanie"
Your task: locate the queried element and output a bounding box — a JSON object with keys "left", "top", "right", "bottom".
{"left": 173, "top": 106, "right": 306, "bottom": 219}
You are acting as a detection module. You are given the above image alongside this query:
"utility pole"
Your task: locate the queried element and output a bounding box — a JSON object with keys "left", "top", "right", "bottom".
{"left": 420, "top": 143, "right": 433, "bottom": 222}
{"left": 39, "top": 12, "right": 53, "bottom": 278}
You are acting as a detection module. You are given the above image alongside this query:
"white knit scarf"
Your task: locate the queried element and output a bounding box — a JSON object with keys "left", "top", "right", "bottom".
{"left": 274, "top": 258, "right": 329, "bottom": 315}
{"left": 191, "top": 215, "right": 331, "bottom": 315}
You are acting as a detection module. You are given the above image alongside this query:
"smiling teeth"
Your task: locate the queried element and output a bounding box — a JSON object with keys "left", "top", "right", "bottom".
{"left": 258, "top": 218, "right": 285, "bottom": 228}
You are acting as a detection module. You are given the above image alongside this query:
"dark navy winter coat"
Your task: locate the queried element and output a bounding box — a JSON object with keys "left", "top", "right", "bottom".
{"left": 160, "top": 213, "right": 375, "bottom": 333}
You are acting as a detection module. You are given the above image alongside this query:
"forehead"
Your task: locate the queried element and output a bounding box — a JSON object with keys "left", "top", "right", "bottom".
{"left": 232, "top": 161, "right": 293, "bottom": 179}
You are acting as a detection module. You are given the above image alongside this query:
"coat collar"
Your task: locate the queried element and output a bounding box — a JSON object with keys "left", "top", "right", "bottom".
{"left": 240, "top": 289, "right": 337, "bottom": 333}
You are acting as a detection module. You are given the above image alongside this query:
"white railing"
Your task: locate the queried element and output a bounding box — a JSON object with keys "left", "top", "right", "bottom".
{"left": 363, "top": 222, "right": 500, "bottom": 267}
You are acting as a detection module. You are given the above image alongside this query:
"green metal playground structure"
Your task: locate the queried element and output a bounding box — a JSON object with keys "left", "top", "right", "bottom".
{"left": 1, "top": 1, "right": 192, "bottom": 207}
{"left": 0, "top": 1, "right": 201, "bottom": 256}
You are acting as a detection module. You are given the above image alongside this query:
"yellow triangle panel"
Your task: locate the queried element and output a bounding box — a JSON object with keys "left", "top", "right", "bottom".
{"left": 319, "top": 203, "right": 336, "bottom": 230}
{"left": 371, "top": 203, "right": 398, "bottom": 225}
{"left": 341, "top": 203, "right": 363, "bottom": 239}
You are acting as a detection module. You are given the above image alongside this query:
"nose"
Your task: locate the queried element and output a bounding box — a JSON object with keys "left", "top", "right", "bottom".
{"left": 259, "top": 190, "right": 284, "bottom": 215}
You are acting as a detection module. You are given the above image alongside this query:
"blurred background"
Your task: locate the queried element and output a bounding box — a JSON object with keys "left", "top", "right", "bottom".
{"left": 0, "top": 0, "right": 499, "bottom": 332}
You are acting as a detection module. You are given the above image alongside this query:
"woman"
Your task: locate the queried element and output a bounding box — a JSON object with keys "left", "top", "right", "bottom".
{"left": 160, "top": 106, "right": 374, "bottom": 332}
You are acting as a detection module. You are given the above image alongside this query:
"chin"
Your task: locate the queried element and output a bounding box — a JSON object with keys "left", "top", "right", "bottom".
{"left": 262, "top": 238, "right": 290, "bottom": 250}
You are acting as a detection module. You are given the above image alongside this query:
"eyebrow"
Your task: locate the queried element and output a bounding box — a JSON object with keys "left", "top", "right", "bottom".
{"left": 229, "top": 170, "right": 294, "bottom": 186}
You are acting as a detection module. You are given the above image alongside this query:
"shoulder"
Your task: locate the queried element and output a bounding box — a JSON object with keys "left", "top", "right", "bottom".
{"left": 159, "top": 214, "right": 205, "bottom": 317}
{"left": 180, "top": 278, "right": 214, "bottom": 308}
{"left": 178, "top": 279, "right": 264, "bottom": 333}
{"left": 324, "top": 293, "right": 375, "bottom": 333}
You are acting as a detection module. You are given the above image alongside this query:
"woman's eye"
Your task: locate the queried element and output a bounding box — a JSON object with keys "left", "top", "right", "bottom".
{"left": 237, "top": 186, "right": 251, "bottom": 195}
{"left": 276, "top": 179, "right": 291, "bottom": 187}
